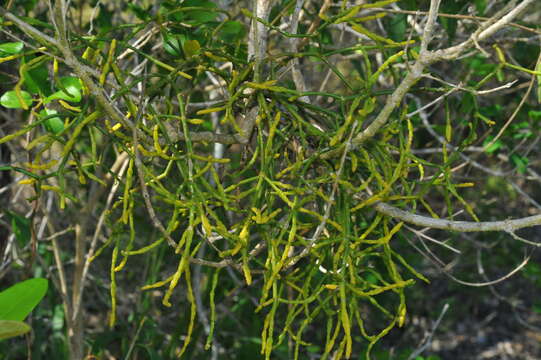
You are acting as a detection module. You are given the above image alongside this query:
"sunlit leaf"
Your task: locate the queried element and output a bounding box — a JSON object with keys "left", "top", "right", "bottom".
{"left": 0, "top": 90, "right": 32, "bottom": 109}
{"left": 0, "top": 278, "right": 48, "bottom": 321}
{"left": 45, "top": 77, "right": 82, "bottom": 103}
{"left": 0, "top": 42, "right": 24, "bottom": 55}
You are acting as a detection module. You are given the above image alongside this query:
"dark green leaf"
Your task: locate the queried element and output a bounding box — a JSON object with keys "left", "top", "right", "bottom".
{"left": 6, "top": 211, "right": 31, "bottom": 247}
{"left": 22, "top": 57, "right": 49, "bottom": 95}
{"left": 183, "top": 0, "right": 218, "bottom": 24}
{"left": 474, "top": 0, "right": 486, "bottom": 15}
{"left": 440, "top": 0, "right": 469, "bottom": 42}
{"left": 0, "top": 90, "right": 32, "bottom": 109}
{"left": 19, "top": 16, "right": 55, "bottom": 30}
{"left": 219, "top": 21, "right": 246, "bottom": 42}
{"left": 0, "top": 278, "right": 48, "bottom": 321}
{"left": 385, "top": 14, "right": 407, "bottom": 42}
{"left": 127, "top": 3, "right": 150, "bottom": 20}
{"left": 400, "top": 0, "right": 428, "bottom": 11}
{"left": 163, "top": 32, "right": 184, "bottom": 57}
{"left": 440, "top": 17, "right": 458, "bottom": 42}
{"left": 19, "top": 0, "right": 39, "bottom": 12}
{"left": 95, "top": 4, "right": 114, "bottom": 34}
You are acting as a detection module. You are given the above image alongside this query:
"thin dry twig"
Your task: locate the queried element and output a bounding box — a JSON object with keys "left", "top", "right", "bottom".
{"left": 132, "top": 98, "right": 178, "bottom": 248}
{"left": 407, "top": 303, "right": 450, "bottom": 360}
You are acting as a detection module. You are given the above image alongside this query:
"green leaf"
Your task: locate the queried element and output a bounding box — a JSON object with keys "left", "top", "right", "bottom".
{"left": 0, "top": 320, "right": 31, "bottom": 340}
{"left": 52, "top": 304, "right": 64, "bottom": 332}
{"left": 163, "top": 32, "right": 184, "bottom": 57}
{"left": 528, "top": 110, "right": 541, "bottom": 121}
{"left": 127, "top": 3, "right": 150, "bottom": 20}
{"left": 482, "top": 137, "right": 502, "bottom": 154}
{"left": 5, "top": 211, "right": 31, "bottom": 247}
{"left": 19, "top": 0, "right": 39, "bottom": 12}
{"left": 183, "top": 0, "right": 218, "bottom": 24}
{"left": 45, "top": 77, "right": 82, "bottom": 103}
{"left": 183, "top": 39, "right": 201, "bottom": 58}
{"left": 19, "top": 15, "right": 54, "bottom": 29}
{"left": 60, "top": 76, "right": 82, "bottom": 98}
{"left": 474, "top": 0, "right": 486, "bottom": 15}
{"left": 385, "top": 14, "right": 406, "bottom": 42}
{"left": 39, "top": 108, "right": 64, "bottom": 134}
{"left": 440, "top": 0, "right": 469, "bottom": 42}
{"left": 0, "top": 42, "right": 24, "bottom": 56}
{"left": 0, "top": 90, "right": 32, "bottom": 109}
{"left": 0, "top": 278, "right": 48, "bottom": 321}
{"left": 22, "top": 56, "right": 50, "bottom": 95}
{"left": 510, "top": 154, "right": 528, "bottom": 174}
{"left": 219, "top": 21, "right": 246, "bottom": 42}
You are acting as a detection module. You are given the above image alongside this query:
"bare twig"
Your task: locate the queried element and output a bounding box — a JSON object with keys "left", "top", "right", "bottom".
{"left": 373, "top": 201, "right": 541, "bottom": 235}
{"left": 407, "top": 303, "right": 449, "bottom": 360}
{"left": 368, "top": 7, "right": 541, "bottom": 35}
{"left": 132, "top": 99, "right": 178, "bottom": 248}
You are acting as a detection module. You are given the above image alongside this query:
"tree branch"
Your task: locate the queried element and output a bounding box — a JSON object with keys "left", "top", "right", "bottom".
{"left": 373, "top": 201, "right": 541, "bottom": 235}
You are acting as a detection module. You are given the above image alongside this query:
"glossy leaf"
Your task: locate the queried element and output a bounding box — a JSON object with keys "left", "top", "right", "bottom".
{"left": 163, "top": 32, "right": 184, "bottom": 57}
{"left": 40, "top": 108, "right": 64, "bottom": 134}
{"left": 45, "top": 77, "right": 82, "bottom": 103}
{"left": 0, "top": 42, "right": 24, "bottom": 55}
{"left": 0, "top": 90, "right": 32, "bottom": 109}
{"left": 0, "top": 278, "right": 48, "bottom": 321}
{"left": 0, "top": 320, "right": 31, "bottom": 340}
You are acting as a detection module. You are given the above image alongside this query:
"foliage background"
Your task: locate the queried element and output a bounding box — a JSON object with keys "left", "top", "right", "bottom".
{"left": 0, "top": 0, "right": 540, "bottom": 359}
